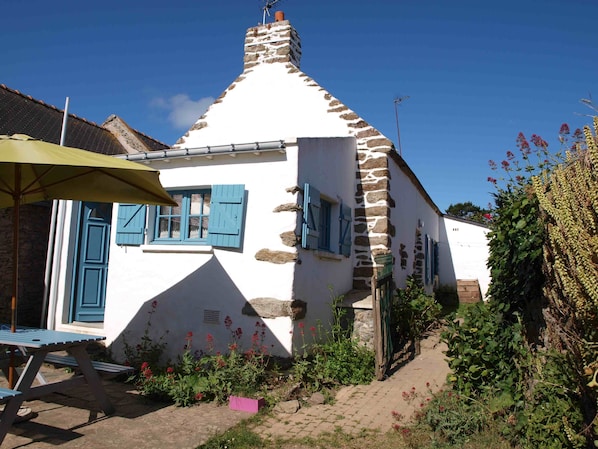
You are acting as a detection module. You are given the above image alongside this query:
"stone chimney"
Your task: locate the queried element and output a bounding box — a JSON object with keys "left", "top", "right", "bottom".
{"left": 243, "top": 11, "right": 302, "bottom": 70}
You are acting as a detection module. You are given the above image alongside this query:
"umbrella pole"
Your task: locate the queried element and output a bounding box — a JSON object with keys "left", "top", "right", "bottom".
{"left": 9, "top": 167, "right": 21, "bottom": 389}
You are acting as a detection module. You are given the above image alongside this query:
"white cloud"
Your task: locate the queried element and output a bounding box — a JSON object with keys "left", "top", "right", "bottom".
{"left": 151, "top": 94, "right": 214, "bottom": 129}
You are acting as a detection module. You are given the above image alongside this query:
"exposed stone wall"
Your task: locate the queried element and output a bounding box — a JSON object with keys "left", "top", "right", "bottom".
{"left": 244, "top": 20, "right": 302, "bottom": 70}
{"left": 412, "top": 228, "right": 424, "bottom": 283}
{"left": 352, "top": 308, "right": 374, "bottom": 349}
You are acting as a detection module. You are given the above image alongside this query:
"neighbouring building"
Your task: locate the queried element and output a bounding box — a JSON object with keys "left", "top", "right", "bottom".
{"left": 0, "top": 84, "right": 168, "bottom": 327}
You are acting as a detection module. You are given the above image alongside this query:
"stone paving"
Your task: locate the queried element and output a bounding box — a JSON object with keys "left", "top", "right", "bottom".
{"left": 252, "top": 332, "right": 449, "bottom": 440}
{"left": 1, "top": 332, "right": 449, "bottom": 448}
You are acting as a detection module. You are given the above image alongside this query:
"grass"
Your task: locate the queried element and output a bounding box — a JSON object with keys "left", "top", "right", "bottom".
{"left": 197, "top": 415, "right": 516, "bottom": 449}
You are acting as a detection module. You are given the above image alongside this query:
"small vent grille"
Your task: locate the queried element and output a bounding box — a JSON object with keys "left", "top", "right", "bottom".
{"left": 203, "top": 309, "right": 220, "bottom": 325}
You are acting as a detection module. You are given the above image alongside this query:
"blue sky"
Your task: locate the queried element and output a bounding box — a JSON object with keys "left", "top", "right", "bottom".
{"left": 4, "top": 0, "right": 597, "bottom": 212}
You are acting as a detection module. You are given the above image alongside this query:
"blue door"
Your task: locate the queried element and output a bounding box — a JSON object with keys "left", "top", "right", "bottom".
{"left": 72, "top": 202, "right": 112, "bottom": 322}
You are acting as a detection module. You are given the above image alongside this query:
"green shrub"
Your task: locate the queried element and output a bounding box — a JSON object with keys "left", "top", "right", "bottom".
{"left": 393, "top": 275, "right": 442, "bottom": 344}
{"left": 443, "top": 300, "right": 526, "bottom": 398}
{"left": 291, "top": 292, "right": 375, "bottom": 390}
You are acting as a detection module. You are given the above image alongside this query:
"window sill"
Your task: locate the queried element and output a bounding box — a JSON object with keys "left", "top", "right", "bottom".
{"left": 141, "top": 245, "right": 214, "bottom": 254}
{"left": 314, "top": 250, "right": 343, "bottom": 261}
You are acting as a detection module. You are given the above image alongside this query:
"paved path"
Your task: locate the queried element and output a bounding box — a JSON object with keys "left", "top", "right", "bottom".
{"left": 1, "top": 332, "right": 449, "bottom": 448}
{"left": 252, "top": 331, "right": 449, "bottom": 439}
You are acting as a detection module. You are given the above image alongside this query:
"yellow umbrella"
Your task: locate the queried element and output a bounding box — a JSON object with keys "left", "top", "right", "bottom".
{"left": 0, "top": 134, "right": 176, "bottom": 386}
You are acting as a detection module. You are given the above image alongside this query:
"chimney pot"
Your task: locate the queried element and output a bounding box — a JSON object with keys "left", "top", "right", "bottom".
{"left": 275, "top": 11, "right": 285, "bottom": 22}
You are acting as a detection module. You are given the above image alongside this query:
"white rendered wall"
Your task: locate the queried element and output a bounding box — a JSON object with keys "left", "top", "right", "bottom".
{"left": 178, "top": 64, "right": 351, "bottom": 150}
{"left": 440, "top": 216, "right": 491, "bottom": 299}
{"left": 387, "top": 161, "right": 440, "bottom": 293}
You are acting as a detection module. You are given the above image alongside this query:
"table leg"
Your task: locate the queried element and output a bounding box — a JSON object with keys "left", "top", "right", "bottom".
{"left": 68, "top": 345, "right": 115, "bottom": 415}
{"left": 0, "top": 353, "right": 45, "bottom": 446}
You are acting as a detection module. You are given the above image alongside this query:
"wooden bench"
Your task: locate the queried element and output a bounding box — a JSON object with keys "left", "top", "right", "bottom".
{"left": 44, "top": 354, "right": 134, "bottom": 379}
{"left": 0, "top": 388, "right": 21, "bottom": 404}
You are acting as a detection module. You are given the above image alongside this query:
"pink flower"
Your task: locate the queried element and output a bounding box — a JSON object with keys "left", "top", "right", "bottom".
{"left": 298, "top": 322, "right": 305, "bottom": 329}
{"left": 141, "top": 361, "right": 149, "bottom": 370}
{"left": 559, "top": 123, "right": 570, "bottom": 135}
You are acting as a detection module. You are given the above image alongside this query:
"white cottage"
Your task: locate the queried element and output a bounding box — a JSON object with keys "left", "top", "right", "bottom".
{"left": 45, "top": 13, "right": 489, "bottom": 361}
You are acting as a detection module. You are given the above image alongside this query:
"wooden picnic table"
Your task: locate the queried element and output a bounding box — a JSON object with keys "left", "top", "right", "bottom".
{"left": 0, "top": 328, "right": 114, "bottom": 445}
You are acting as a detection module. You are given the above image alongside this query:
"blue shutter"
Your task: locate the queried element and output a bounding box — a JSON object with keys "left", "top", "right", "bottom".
{"left": 301, "top": 183, "right": 320, "bottom": 250}
{"left": 207, "top": 184, "right": 246, "bottom": 248}
{"left": 115, "top": 204, "right": 146, "bottom": 246}
{"left": 338, "top": 203, "right": 352, "bottom": 256}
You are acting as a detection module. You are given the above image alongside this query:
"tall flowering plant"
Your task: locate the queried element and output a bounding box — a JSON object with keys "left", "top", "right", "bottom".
{"left": 134, "top": 316, "right": 270, "bottom": 406}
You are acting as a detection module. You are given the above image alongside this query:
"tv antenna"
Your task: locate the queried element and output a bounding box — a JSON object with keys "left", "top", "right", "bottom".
{"left": 393, "top": 96, "right": 409, "bottom": 156}
{"left": 262, "top": 0, "right": 283, "bottom": 24}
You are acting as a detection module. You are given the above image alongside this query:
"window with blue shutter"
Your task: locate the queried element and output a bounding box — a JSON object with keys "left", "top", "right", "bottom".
{"left": 339, "top": 203, "right": 352, "bottom": 257}
{"left": 301, "top": 183, "right": 320, "bottom": 250}
{"left": 116, "top": 204, "right": 147, "bottom": 245}
{"left": 207, "top": 184, "right": 246, "bottom": 249}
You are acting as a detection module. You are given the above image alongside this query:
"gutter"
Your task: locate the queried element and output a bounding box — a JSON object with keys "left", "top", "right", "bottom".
{"left": 115, "top": 140, "right": 286, "bottom": 162}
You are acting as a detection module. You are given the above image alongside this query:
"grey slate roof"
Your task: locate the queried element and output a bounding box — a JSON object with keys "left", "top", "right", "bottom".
{"left": 0, "top": 84, "right": 167, "bottom": 154}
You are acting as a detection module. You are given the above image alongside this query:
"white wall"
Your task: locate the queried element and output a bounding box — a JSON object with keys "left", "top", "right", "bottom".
{"left": 440, "top": 216, "right": 491, "bottom": 299}
{"left": 387, "top": 161, "right": 440, "bottom": 293}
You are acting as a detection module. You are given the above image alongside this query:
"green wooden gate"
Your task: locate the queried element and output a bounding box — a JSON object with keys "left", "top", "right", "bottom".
{"left": 372, "top": 254, "right": 394, "bottom": 380}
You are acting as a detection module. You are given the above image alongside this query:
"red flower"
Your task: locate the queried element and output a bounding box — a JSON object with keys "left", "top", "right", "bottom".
{"left": 187, "top": 331, "right": 193, "bottom": 338}
{"left": 195, "top": 392, "right": 204, "bottom": 401}
{"left": 488, "top": 159, "right": 497, "bottom": 170}
{"left": 559, "top": 123, "right": 570, "bottom": 135}
{"left": 229, "top": 343, "right": 238, "bottom": 351}
{"left": 516, "top": 132, "right": 531, "bottom": 154}
{"left": 506, "top": 150, "right": 515, "bottom": 160}
{"left": 141, "top": 361, "right": 149, "bottom": 370}
{"left": 501, "top": 160, "right": 510, "bottom": 169}
{"left": 298, "top": 322, "right": 305, "bottom": 329}
{"left": 235, "top": 327, "right": 243, "bottom": 338}
{"left": 166, "top": 366, "right": 174, "bottom": 374}
{"left": 144, "top": 368, "right": 153, "bottom": 379}
{"left": 483, "top": 213, "right": 493, "bottom": 220}
{"left": 531, "top": 134, "right": 548, "bottom": 148}
{"left": 206, "top": 333, "right": 214, "bottom": 343}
